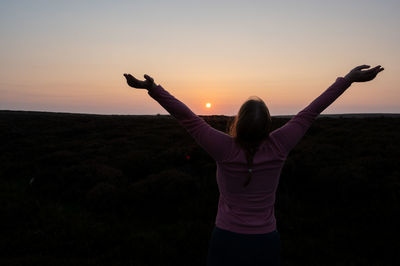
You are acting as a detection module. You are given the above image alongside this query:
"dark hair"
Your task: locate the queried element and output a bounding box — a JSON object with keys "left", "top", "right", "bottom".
{"left": 228, "top": 96, "right": 272, "bottom": 187}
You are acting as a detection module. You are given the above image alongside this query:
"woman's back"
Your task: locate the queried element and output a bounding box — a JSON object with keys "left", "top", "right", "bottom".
{"left": 215, "top": 137, "right": 285, "bottom": 234}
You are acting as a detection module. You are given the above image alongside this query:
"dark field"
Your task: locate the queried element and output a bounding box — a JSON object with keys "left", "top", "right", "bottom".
{"left": 0, "top": 110, "right": 399, "bottom": 265}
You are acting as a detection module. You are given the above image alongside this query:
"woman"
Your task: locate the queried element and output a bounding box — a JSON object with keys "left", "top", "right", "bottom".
{"left": 124, "top": 65, "right": 384, "bottom": 265}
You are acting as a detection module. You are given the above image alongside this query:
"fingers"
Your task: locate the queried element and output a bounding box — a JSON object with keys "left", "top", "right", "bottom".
{"left": 144, "top": 74, "right": 154, "bottom": 83}
{"left": 124, "top": 73, "right": 140, "bottom": 83}
{"left": 123, "top": 73, "right": 134, "bottom": 80}
{"left": 365, "top": 65, "right": 383, "bottom": 74}
{"left": 355, "top": 65, "right": 370, "bottom": 71}
{"left": 123, "top": 73, "right": 153, "bottom": 83}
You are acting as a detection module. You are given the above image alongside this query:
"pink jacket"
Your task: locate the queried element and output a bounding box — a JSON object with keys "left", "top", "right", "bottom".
{"left": 148, "top": 77, "right": 352, "bottom": 234}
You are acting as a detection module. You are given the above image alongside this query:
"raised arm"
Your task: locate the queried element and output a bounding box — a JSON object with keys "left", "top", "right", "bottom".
{"left": 269, "top": 65, "right": 384, "bottom": 157}
{"left": 123, "top": 73, "right": 233, "bottom": 162}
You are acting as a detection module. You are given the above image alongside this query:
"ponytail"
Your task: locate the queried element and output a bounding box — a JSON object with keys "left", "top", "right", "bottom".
{"left": 243, "top": 147, "right": 257, "bottom": 187}
{"left": 227, "top": 96, "right": 271, "bottom": 187}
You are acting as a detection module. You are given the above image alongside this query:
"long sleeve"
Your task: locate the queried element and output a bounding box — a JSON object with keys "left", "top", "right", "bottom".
{"left": 147, "top": 84, "right": 233, "bottom": 162}
{"left": 270, "top": 77, "right": 352, "bottom": 157}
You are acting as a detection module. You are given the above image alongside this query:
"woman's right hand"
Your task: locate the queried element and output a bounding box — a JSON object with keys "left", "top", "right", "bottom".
{"left": 344, "top": 65, "right": 384, "bottom": 83}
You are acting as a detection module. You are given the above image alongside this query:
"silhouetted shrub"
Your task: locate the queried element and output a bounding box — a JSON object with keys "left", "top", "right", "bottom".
{"left": 86, "top": 182, "right": 117, "bottom": 212}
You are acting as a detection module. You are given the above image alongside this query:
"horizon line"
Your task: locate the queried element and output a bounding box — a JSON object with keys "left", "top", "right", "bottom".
{"left": 1, "top": 109, "right": 400, "bottom": 118}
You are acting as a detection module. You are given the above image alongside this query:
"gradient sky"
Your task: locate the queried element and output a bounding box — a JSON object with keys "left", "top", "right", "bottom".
{"left": 1, "top": 0, "right": 399, "bottom": 115}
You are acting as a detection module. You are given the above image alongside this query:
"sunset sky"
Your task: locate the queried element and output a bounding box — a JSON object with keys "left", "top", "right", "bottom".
{"left": 1, "top": 0, "right": 399, "bottom": 116}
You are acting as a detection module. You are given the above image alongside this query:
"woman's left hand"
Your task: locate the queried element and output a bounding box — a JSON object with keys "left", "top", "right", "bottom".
{"left": 123, "top": 73, "right": 155, "bottom": 89}
{"left": 344, "top": 65, "right": 384, "bottom": 83}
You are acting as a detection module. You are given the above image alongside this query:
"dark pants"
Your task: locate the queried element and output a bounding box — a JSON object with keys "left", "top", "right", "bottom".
{"left": 207, "top": 226, "right": 280, "bottom": 266}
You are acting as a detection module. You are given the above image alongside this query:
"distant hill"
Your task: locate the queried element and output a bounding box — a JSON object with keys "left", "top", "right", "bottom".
{"left": 1, "top": 110, "right": 399, "bottom": 119}
{"left": 275, "top": 113, "right": 400, "bottom": 118}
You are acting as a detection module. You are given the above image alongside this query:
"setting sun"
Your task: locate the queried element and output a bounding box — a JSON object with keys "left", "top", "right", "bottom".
{"left": 205, "top": 102, "right": 212, "bottom": 108}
